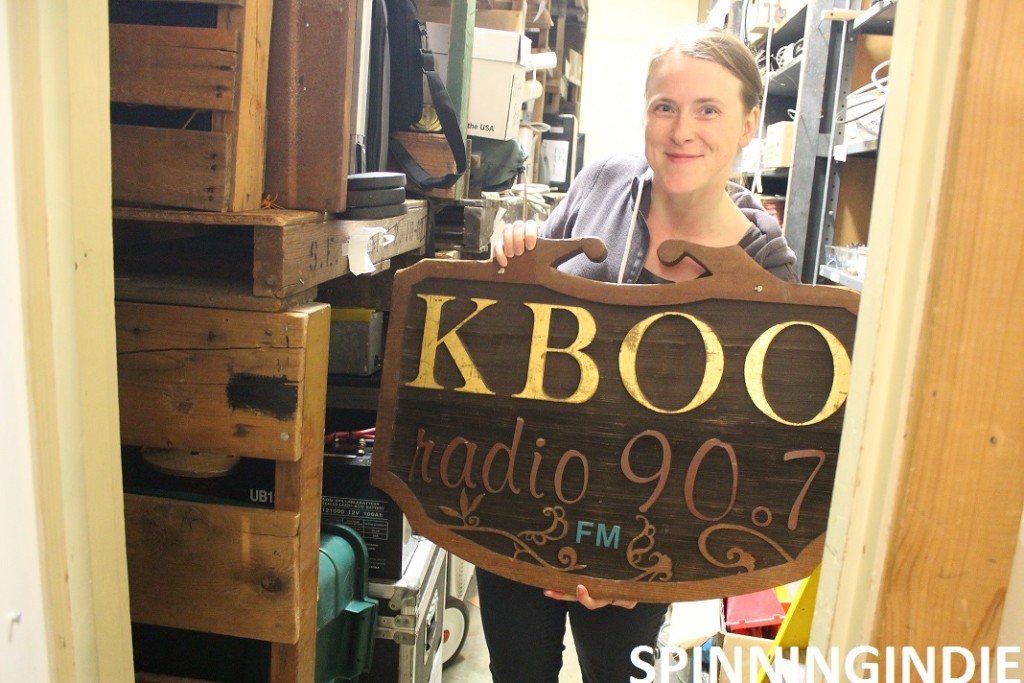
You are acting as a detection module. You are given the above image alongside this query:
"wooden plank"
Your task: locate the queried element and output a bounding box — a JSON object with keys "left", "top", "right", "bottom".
{"left": 110, "top": 24, "right": 241, "bottom": 111}
{"left": 113, "top": 205, "right": 327, "bottom": 227}
{"left": 833, "top": 156, "right": 874, "bottom": 248}
{"left": 116, "top": 302, "right": 328, "bottom": 461}
{"left": 124, "top": 494, "right": 302, "bottom": 643}
{"left": 111, "top": 124, "right": 233, "bottom": 212}
{"left": 215, "top": 0, "right": 272, "bottom": 211}
{"left": 264, "top": 0, "right": 357, "bottom": 212}
{"left": 270, "top": 303, "right": 329, "bottom": 683}
{"left": 114, "top": 272, "right": 318, "bottom": 312}
{"left": 872, "top": 0, "right": 1024, "bottom": 656}
{"left": 252, "top": 200, "right": 429, "bottom": 297}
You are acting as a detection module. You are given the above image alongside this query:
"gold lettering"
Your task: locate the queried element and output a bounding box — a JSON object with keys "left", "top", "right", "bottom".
{"left": 619, "top": 312, "right": 724, "bottom": 414}
{"left": 744, "top": 321, "right": 851, "bottom": 426}
{"left": 440, "top": 437, "right": 478, "bottom": 489}
{"left": 481, "top": 417, "right": 524, "bottom": 494}
{"left": 512, "top": 303, "right": 599, "bottom": 404}
{"left": 407, "top": 295, "right": 498, "bottom": 395}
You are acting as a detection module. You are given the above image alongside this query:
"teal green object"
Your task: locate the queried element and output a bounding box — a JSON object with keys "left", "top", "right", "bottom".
{"left": 316, "top": 522, "right": 379, "bottom": 683}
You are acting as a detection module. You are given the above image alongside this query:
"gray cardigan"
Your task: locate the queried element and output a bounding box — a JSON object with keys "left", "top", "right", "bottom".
{"left": 542, "top": 154, "right": 800, "bottom": 284}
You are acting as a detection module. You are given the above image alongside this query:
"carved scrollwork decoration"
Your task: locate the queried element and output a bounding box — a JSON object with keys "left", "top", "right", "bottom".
{"left": 440, "top": 495, "right": 586, "bottom": 572}
{"left": 627, "top": 515, "right": 673, "bottom": 582}
{"left": 697, "top": 523, "right": 795, "bottom": 572}
{"left": 518, "top": 506, "right": 569, "bottom": 546}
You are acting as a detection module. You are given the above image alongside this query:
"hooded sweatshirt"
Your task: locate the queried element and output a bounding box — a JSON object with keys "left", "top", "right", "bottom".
{"left": 541, "top": 153, "right": 799, "bottom": 284}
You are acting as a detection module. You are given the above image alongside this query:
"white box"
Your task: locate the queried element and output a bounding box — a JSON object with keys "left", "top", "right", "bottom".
{"left": 425, "top": 22, "right": 531, "bottom": 140}
{"left": 843, "top": 90, "right": 885, "bottom": 147}
{"left": 763, "top": 120, "right": 796, "bottom": 168}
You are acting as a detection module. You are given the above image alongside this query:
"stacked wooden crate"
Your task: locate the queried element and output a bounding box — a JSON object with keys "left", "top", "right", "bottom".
{"left": 108, "top": 2, "right": 426, "bottom": 681}
{"left": 117, "top": 299, "right": 329, "bottom": 683}
{"left": 110, "top": 0, "right": 327, "bottom": 660}
{"left": 109, "top": 0, "right": 272, "bottom": 212}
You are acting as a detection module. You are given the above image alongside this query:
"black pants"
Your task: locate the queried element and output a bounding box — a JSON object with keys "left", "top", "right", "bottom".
{"left": 476, "top": 569, "right": 669, "bottom": 683}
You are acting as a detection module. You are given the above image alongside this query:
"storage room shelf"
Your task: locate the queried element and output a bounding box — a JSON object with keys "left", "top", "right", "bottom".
{"left": 819, "top": 265, "right": 864, "bottom": 291}
{"left": 750, "top": 3, "right": 808, "bottom": 51}
{"left": 834, "top": 139, "right": 879, "bottom": 160}
{"left": 766, "top": 55, "right": 803, "bottom": 97}
{"left": 853, "top": 0, "right": 897, "bottom": 35}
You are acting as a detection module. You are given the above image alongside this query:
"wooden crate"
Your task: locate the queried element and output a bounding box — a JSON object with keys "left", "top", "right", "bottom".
{"left": 264, "top": 0, "right": 358, "bottom": 212}
{"left": 116, "top": 302, "right": 327, "bottom": 460}
{"left": 109, "top": 0, "right": 272, "bottom": 212}
{"left": 112, "top": 202, "right": 429, "bottom": 311}
{"left": 124, "top": 495, "right": 304, "bottom": 641}
{"left": 118, "top": 302, "right": 330, "bottom": 682}
{"left": 430, "top": 197, "right": 502, "bottom": 254}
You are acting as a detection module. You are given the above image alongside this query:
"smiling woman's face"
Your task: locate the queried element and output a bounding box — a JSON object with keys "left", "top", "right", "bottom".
{"left": 644, "top": 53, "right": 758, "bottom": 200}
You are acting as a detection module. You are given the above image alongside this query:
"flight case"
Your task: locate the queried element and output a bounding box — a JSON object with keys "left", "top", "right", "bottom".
{"left": 365, "top": 536, "right": 447, "bottom": 683}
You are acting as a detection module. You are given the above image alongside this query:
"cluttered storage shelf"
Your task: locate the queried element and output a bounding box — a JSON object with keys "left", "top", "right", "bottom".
{"left": 739, "top": 0, "right": 897, "bottom": 287}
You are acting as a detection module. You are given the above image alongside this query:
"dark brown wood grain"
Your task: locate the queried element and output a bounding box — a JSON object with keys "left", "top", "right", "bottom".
{"left": 372, "top": 238, "right": 859, "bottom": 602}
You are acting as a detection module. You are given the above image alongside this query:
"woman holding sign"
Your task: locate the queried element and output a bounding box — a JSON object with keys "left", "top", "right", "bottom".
{"left": 483, "top": 23, "right": 799, "bottom": 683}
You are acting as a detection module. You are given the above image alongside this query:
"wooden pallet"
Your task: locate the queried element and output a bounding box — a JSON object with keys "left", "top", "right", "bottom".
{"left": 113, "top": 202, "right": 429, "bottom": 311}
{"left": 118, "top": 302, "right": 330, "bottom": 683}
{"left": 109, "top": 0, "right": 272, "bottom": 212}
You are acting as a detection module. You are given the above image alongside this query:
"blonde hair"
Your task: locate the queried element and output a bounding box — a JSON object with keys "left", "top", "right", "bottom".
{"left": 645, "top": 25, "right": 763, "bottom": 113}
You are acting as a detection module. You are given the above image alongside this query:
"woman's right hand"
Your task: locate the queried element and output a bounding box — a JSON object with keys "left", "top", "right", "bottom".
{"left": 492, "top": 219, "right": 539, "bottom": 267}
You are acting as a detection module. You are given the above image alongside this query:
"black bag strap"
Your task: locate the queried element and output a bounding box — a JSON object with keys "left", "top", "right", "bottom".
{"left": 389, "top": 45, "right": 468, "bottom": 190}
{"left": 366, "top": 0, "right": 390, "bottom": 173}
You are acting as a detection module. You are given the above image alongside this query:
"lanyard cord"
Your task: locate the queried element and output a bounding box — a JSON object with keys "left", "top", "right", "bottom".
{"left": 617, "top": 179, "right": 645, "bottom": 285}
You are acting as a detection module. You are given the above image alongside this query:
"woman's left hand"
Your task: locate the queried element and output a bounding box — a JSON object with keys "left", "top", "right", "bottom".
{"left": 543, "top": 585, "right": 638, "bottom": 610}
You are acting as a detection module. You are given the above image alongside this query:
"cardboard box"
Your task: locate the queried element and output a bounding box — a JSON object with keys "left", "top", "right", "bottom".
{"left": 419, "top": 0, "right": 526, "bottom": 33}
{"left": 539, "top": 114, "right": 579, "bottom": 192}
{"left": 425, "top": 22, "right": 531, "bottom": 140}
{"left": 715, "top": 633, "right": 774, "bottom": 683}
{"left": 762, "top": 120, "right": 796, "bottom": 168}
{"left": 843, "top": 90, "right": 885, "bottom": 146}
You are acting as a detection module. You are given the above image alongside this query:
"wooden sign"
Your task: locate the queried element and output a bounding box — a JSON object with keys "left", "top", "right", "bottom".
{"left": 371, "top": 239, "right": 859, "bottom": 602}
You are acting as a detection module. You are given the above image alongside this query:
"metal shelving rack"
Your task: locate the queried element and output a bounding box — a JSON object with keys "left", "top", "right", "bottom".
{"left": 781, "top": 0, "right": 897, "bottom": 284}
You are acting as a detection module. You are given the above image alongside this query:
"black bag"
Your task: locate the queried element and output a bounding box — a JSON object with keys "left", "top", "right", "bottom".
{"left": 384, "top": 0, "right": 468, "bottom": 190}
